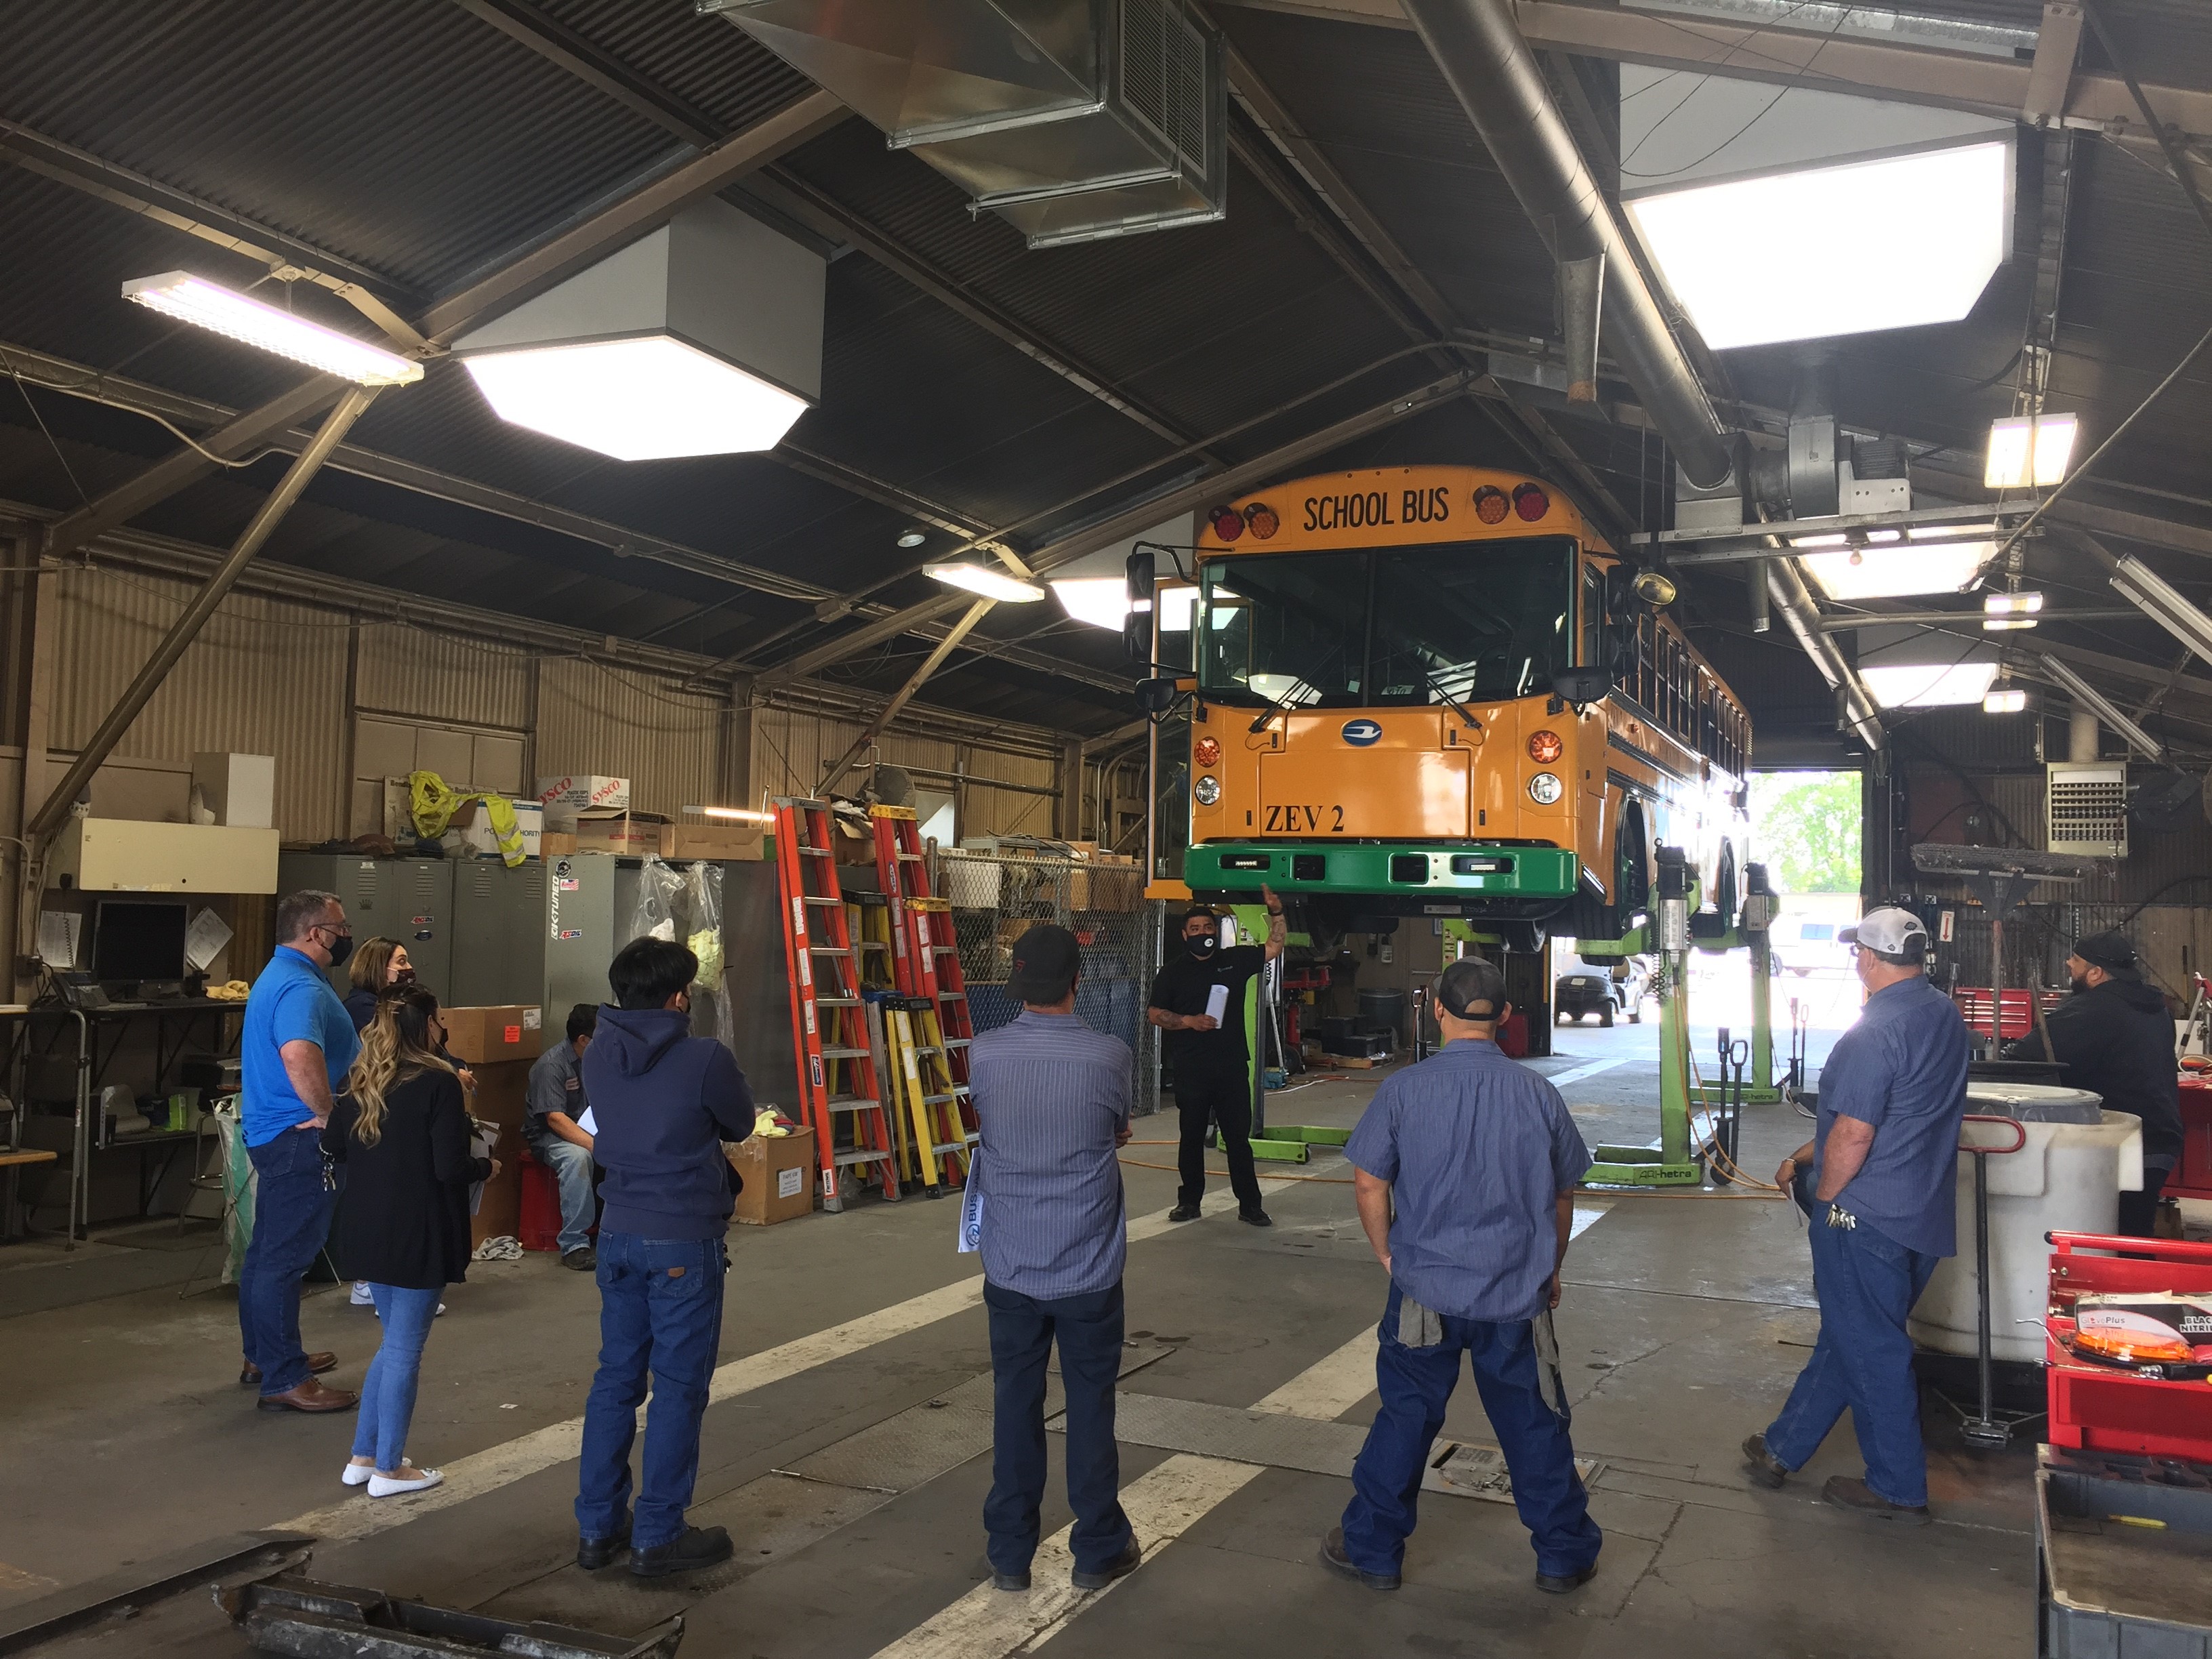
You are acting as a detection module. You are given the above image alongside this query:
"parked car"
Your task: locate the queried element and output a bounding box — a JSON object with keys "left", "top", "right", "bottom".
{"left": 1554, "top": 956, "right": 1652, "bottom": 1026}
{"left": 1772, "top": 918, "right": 1853, "bottom": 977}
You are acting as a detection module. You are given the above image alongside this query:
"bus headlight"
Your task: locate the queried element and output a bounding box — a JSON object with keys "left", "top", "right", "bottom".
{"left": 1194, "top": 775, "right": 1221, "bottom": 806}
{"left": 1528, "top": 772, "right": 1563, "bottom": 804}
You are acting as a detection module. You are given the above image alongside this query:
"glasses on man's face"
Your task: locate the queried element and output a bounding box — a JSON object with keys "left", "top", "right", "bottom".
{"left": 315, "top": 921, "right": 353, "bottom": 939}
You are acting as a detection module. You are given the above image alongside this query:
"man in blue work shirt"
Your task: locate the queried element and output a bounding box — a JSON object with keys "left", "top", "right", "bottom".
{"left": 969, "top": 924, "right": 1141, "bottom": 1596}
{"left": 525, "top": 1003, "right": 600, "bottom": 1269}
{"left": 1744, "top": 907, "right": 1969, "bottom": 1523}
{"left": 237, "top": 889, "right": 363, "bottom": 1412}
{"left": 1324, "top": 956, "right": 1601, "bottom": 1595}
{"left": 575, "top": 937, "right": 754, "bottom": 1580}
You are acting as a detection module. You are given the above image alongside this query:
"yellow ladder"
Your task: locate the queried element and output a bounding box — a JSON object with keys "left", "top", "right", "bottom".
{"left": 882, "top": 995, "right": 977, "bottom": 1198}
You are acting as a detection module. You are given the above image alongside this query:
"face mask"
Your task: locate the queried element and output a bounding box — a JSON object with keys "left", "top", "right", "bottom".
{"left": 390, "top": 968, "right": 417, "bottom": 991}
{"left": 324, "top": 930, "right": 354, "bottom": 968}
{"left": 1184, "top": 934, "right": 1218, "bottom": 962}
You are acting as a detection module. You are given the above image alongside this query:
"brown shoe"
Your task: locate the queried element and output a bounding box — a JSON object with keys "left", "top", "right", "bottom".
{"left": 241, "top": 1351, "right": 337, "bottom": 1387}
{"left": 1822, "top": 1475, "right": 1930, "bottom": 1525}
{"left": 257, "top": 1376, "right": 359, "bottom": 1413}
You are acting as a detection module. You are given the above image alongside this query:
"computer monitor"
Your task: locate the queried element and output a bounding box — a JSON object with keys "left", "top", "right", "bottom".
{"left": 89, "top": 899, "right": 189, "bottom": 984}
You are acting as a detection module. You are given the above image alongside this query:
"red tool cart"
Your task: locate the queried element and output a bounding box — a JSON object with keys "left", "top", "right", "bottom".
{"left": 2045, "top": 1231, "right": 2212, "bottom": 1463}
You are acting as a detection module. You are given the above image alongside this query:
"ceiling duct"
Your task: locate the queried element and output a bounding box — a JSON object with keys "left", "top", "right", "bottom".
{"left": 700, "top": 0, "right": 1226, "bottom": 248}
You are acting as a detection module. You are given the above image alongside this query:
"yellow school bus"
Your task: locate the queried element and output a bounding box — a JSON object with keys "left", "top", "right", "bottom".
{"left": 1172, "top": 464, "right": 1750, "bottom": 944}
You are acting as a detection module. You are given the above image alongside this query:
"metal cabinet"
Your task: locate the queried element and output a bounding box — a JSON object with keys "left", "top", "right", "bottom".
{"left": 275, "top": 853, "right": 453, "bottom": 999}
{"left": 449, "top": 859, "right": 549, "bottom": 1010}
{"left": 541, "top": 853, "right": 649, "bottom": 1031}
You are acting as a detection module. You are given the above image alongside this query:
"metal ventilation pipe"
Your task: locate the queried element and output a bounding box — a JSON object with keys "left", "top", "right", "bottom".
{"left": 1398, "top": 0, "right": 1736, "bottom": 492}
{"left": 1767, "top": 558, "right": 1887, "bottom": 752}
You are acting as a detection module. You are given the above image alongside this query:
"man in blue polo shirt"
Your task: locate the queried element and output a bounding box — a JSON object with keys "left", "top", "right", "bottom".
{"left": 1743, "top": 907, "right": 1969, "bottom": 1522}
{"left": 238, "top": 888, "right": 363, "bottom": 1412}
{"left": 1324, "top": 956, "right": 1601, "bottom": 1595}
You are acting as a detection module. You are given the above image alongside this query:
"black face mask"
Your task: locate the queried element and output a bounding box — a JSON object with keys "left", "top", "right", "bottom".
{"left": 388, "top": 967, "right": 417, "bottom": 992}
{"left": 1184, "top": 933, "right": 1218, "bottom": 962}
{"left": 324, "top": 930, "right": 354, "bottom": 968}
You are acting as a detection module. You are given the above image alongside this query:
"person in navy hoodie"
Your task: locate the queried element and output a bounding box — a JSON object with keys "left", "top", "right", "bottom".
{"left": 573, "top": 937, "right": 754, "bottom": 1578}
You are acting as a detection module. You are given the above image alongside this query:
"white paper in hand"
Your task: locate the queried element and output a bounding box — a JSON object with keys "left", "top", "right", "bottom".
{"left": 577, "top": 1105, "right": 597, "bottom": 1136}
{"left": 957, "top": 1177, "right": 985, "bottom": 1254}
{"left": 1204, "top": 982, "right": 1230, "bottom": 1024}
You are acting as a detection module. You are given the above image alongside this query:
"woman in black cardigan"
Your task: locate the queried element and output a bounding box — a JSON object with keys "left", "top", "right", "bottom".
{"left": 324, "top": 989, "right": 496, "bottom": 1498}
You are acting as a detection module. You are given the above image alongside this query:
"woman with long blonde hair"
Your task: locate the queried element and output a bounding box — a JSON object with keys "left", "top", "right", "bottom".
{"left": 323, "top": 989, "right": 496, "bottom": 1498}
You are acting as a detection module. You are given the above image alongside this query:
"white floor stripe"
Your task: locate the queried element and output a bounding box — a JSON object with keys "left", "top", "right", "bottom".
{"left": 276, "top": 1204, "right": 1200, "bottom": 1544}
{"left": 1544, "top": 1056, "right": 1631, "bottom": 1090}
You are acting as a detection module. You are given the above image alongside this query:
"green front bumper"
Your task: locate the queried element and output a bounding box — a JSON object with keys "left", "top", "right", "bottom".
{"left": 1184, "top": 842, "right": 1579, "bottom": 903}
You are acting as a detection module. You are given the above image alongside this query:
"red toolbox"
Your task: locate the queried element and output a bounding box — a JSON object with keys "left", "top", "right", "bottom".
{"left": 2046, "top": 1231, "right": 2212, "bottom": 1462}
{"left": 2168, "top": 1073, "right": 2212, "bottom": 1202}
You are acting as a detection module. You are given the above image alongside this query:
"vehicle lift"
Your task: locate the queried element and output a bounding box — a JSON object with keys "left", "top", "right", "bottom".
{"left": 1574, "top": 848, "right": 1781, "bottom": 1186}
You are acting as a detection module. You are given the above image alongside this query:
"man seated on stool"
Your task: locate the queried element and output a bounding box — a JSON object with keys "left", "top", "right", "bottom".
{"left": 526, "top": 1003, "right": 599, "bottom": 1271}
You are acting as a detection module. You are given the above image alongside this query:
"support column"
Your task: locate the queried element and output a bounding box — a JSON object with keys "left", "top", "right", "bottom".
{"left": 4, "top": 529, "right": 55, "bottom": 1000}
{"left": 1057, "top": 737, "right": 1084, "bottom": 842}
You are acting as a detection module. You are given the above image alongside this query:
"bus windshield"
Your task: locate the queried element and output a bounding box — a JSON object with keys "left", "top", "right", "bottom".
{"left": 1196, "top": 537, "right": 1577, "bottom": 708}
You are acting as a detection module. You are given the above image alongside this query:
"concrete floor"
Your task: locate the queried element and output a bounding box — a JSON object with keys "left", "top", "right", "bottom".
{"left": 0, "top": 1012, "right": 2042, "bottom": 1658}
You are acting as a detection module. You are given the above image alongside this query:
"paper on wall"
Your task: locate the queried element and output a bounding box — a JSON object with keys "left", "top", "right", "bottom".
{"left": 184, "top": 907, "right": 233, "bottom": 972}
{"left": 37, "top": 911, "right": 81, "bottom": 970}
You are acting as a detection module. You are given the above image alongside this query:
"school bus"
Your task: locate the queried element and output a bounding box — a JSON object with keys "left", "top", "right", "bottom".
{"left": 1167, "top": 464, "right": 1751, "bottom": 945}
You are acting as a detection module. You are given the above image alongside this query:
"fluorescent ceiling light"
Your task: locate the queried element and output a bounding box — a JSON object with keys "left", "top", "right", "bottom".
{"left": 2108, "top": 553, "right": 2212, "bottom": 668}
{"left": 1799, "top": 540, "right": 1990, "bottom": 600}
{"left": 1985, "top": 413, "right": 2079, "bottom": 489}
{"left": 1860, "top": 660, "right": 1999, "bottom": 708}
{"left": 685, "top": 804, "right": 775, "bottom": 823}
{"left": 1625, "top": 140, "right": 2010, "bottom": 350}
{"left": 122, "top": 270, "right": 422, "bottom": 385}
{"left": 1982, "top": 684, "right": 2028, "bottom": 713}
{"left": 1158, "top": 585, "right": 1202, "bottom": 632}
{"left": 1050, "top": 577, "right": 1130, "bottom": 630}
{"left": 461, "top": 337, "right": 806, "bottom": 462}
{"left": 1983, "top": 590, "right": 2043, "bottom": 630}
{"left": 925, "top": 562, "right": 1044, "bottom": 602}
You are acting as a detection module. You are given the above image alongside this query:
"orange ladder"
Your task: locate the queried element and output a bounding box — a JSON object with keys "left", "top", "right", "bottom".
{"left": 872, "top": 807, "right": 977, "bottom": 1120}
{"left": 772, "top": 798, "right": 900, "bottom": 1212}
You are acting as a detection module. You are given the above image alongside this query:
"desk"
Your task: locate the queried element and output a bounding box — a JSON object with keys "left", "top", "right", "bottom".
{"left": 0, "top": 1147, "right": 58, "bottom": 1242}
{"left": 0, "top": 1000, "right": 245, "bottom": 1246}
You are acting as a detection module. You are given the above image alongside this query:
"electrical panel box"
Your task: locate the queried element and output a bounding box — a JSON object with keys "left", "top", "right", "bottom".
{"left": 541, "top": 853, "right": 650, "bottom": 1033}
{"left": 55, "top": 818, "right": 279, "bottom": 895}
{"left": 450, "top": 858, "right": 550, "bottom": 1010}
{"left": 276, "top": 853, "right": 454, "bottom": 1000}
{"left": 2047, "top": 762, "right": 2128, "bottom": 859}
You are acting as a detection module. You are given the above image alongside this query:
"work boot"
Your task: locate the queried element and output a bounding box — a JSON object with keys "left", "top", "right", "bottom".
{"left": 561, "top": 1247, "right": 597, "bottom": 1271}
{"left": 1742, "top": 1432, "right": 1790, "bottom": 1490}
{"left": 577, "top": 1525, "right": 631, "bottom": 1570}
{"left": 1070, "top": 1538, "right": 1141, "bottom": 1591}
{"left": 1167, "top": 1203, "right": 1201, "bottom": 1223}
{"left": 242, "top": 1352, "right": 337, "bottom": 1387}
{"left": 1238, "top": 1208, "right": 1272, "bottom": 1227}
{"left": 1822, "top": 1476, "right": 1931, "bottom": 1525}
{"left": 631, "top": 1525, "right": 734, "bottom": 1578}
{"left": 991, "top": 1566, "right": 1031, "bottom": 1592}
{"left": 258, "top": 1377, "right": 359, "bottom": 1413}
{"left": 1536, "top": 1563, "right": 1599, "bottom": 1593}
{"left": 1319, "top": 1527, "right": 1399, "bottom": 1591}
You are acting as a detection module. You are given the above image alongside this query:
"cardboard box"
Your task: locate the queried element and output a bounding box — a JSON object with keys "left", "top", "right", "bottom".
{"left": 537, "top": 775, "right": 632, "bottom": 830}
{"left": 443, "top": 1004, "right": 546, "bottom": 1064}
{"left": 447, "top": 800, "right": 544, "bottom": 859}
{"left": 729, "top": 1128, "right": 817, "bottom": 1225}
{"left": 540, "top": 832, "right": 577, "bottom": 857}
{"left": 191, "top": 752, "right": 275, "bottom": 829}
{"left": 465, "top": 1059, "right": 530, "bottom": 1247}
{"left": 1069, "top": 858, "right": 1141, "bottom": 912}
{"left": 575, "top": 816, "right": 659, "bottom": 857}
{"left": 660, "top": 822, "right": 766, "bottom": 861}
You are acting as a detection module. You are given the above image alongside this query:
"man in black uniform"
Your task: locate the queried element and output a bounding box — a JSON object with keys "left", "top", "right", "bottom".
{"left": 1148, "top": 886, "right": 1286, "bottom": 1227}
{"left": 2006, "top": 930, "right": 2182, "bottom": 1237}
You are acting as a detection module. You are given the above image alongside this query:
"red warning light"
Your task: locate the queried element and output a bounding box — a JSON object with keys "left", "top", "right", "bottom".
{"left": 1208, "top": 506, "right": 1245, "bottom": 542}
{"left": 1512, "top": 483, "right": 1551, "bottom": 521}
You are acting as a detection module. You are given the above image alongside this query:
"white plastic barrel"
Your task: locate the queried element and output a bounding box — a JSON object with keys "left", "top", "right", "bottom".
{"left": 1908, "top": 1087, "right": 2144, "bottom": 1364}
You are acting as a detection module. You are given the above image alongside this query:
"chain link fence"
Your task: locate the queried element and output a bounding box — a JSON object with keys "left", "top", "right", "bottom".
{"left": 929, "top": 848, "right": 1166, "bottom": 1115}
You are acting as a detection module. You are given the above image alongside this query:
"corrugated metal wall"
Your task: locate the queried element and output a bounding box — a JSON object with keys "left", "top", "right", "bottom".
{"left": 751, "top": 707, "right": 1059, "bottom": 838}
{"left": 47, "top": 565, "right": 349, "bottom": 840}
{"left": 355, "top": 623, "right": 533, "bottom": 730}
{"left": 537, "top": 658, "right": 724, "bottom": 819}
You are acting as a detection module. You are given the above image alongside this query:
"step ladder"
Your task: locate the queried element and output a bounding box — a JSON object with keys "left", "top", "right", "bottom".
{"left": 872, "top": 806, "right": 977, "bottom": 1111}
{"left": 771, "top": 798, "right": 900, "bottom": 1212}
{"left": 879, "top": 993, "right": 978, "bottom": 1197}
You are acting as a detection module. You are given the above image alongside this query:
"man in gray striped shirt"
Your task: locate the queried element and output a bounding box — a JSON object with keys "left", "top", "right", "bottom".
{"left": 969, "top": 924, "right": 1141, "bottom": 1595}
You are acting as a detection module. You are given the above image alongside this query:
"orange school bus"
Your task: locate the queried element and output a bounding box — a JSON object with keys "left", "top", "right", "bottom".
{"left": 1174, "top": 464, "right": 1750, "bottom": 945}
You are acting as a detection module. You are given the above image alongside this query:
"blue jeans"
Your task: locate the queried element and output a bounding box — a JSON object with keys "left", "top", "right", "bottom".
{"left": 1341, "top": 1284, "right": 1602, "bottom": 1580}
{"left": 1764, "top": 1216, "right": 1940, "bottom": 1507}
{"left": 575, "top": 1231, "right": 727, "bottom": 1551}
{"left": 237, "top": 1126, "right": 334, "bottom": 1396}
{"left": 351, "top": 1286, "right": 445, "bottom": 1471}
{"left": 536, "top": 1138, "right": 597, "bottom": 1255}
{"left": 983, "top": 1280, "right": 1133, "bottom": 1577}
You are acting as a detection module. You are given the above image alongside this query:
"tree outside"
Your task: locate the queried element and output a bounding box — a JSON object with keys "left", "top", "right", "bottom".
{"left": 1750, "top": 771, "right": 1861, "bottom": 895}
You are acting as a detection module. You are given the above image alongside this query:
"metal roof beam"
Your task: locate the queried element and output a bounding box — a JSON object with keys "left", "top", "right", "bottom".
{"left": 1218, "top": 0, "right": 2212, "bottom": 149}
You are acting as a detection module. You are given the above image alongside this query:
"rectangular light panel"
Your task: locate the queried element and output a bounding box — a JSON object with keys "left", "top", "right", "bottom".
{"left": 1050, "top": 577, "right": 1130, "bottom": 630}
{"left": 123, "top": 270, "right": 422, "bottom": 386}
{"left": 1625, "top": 140, "right": 2011, "bottom": 350}
{"left": 1799, "top": 539, "right": 1991, "bottom": 600}
{"left": 1860, "top": 660, "right": 1999, "bottom": 708}
{"left": 461, "top": 335, "right": 808, "bottom": 461}
{"left": 924, "top": 562, "right": 1044, "bottom": 602}
{"left": 1985, "top": 413, "right": 2078, "bottom": 489}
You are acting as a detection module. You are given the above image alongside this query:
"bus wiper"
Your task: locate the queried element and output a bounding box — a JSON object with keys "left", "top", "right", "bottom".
{"left": 1418, "top": 661, "right": 1481, "bottom": 730}
{"left": 1248, "top": 679, "right": 1312, "bottom": 734}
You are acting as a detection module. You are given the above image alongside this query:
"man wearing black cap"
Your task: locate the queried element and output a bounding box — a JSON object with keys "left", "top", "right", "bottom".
{"left": 2007, "top": 930, "right": 2182, "bottom": 1237}
{"left": 1147, "top": 886, "right": 1286, "bottom": 1225}
{"left": 1323, "top": 955, "right": 1602, "bottom": 1595}
{"left": 966, "top": 924, "right": 1141, "bottom": 1595}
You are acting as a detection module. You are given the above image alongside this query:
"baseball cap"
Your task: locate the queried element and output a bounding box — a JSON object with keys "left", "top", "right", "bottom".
{"left": 1008, "top": 924, "right": 1081, "bottom": 1003}
{"left": 2071, "top": 930, "right": 2142, "bottom": 981}
{"left": 1838, "top": 907, "right": 1929, "bottom": 962}
{"left": 1436, "top": 956, "right": 1508, "bottom": 1021}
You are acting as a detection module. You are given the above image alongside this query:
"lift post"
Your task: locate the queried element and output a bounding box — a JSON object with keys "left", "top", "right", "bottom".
{"left": 1582, "top": 847, "right": 1701, "bottom": 1185}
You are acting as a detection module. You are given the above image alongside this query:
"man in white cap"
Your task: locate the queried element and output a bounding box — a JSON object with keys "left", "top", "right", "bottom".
{"left": 1742, "top": 907, "right": 1969, "bottom": 1523}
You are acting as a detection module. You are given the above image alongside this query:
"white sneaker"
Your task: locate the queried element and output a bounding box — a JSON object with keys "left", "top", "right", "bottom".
{"left": 342, "top": 1462, "right": 373, "bottom": 1488}
{"left": 350, "top": 1282, "right": 374, "bottom": 1307}
{"left": 373, "top": 1303, "right": 447, "bottom": 1319}
{"left": 367, "top": 1467, "right": 444, "bottom": 1498}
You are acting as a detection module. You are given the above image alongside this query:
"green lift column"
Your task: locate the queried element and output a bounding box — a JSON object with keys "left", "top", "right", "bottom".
{"left": 1588, "top": 848, "right": 1702, "bottom": 1186}
{"left": 1227, "top": 900, "right": 1309, "bottom": 1160}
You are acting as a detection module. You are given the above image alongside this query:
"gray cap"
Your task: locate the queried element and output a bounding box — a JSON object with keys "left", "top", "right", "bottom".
{"left": 1839, "top": 907, "right": 1929, "bottom": 962}
{"left": 1437, "top": 956, "right": 1507, "bottom": 1020}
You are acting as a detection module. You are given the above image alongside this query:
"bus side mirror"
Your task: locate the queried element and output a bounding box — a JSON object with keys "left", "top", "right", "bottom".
{"left": 1124, "top": 550, "right": 1155, "bottom": 664}
{"left": 1551, "top": 668, "right": 1612, "bottom": 708}
{"left": 1135, "top": 677, "right": 1179, "bottom": 716}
